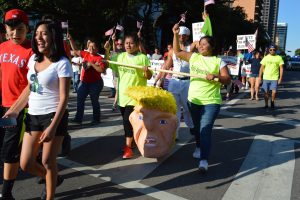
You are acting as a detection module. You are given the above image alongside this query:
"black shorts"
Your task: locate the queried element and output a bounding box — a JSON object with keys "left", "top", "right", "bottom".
{"left": 25, "top": 110, "right": 68, "bottom": 137}
{"left": 1, "top": 108, "right": 27, "bottom": 163}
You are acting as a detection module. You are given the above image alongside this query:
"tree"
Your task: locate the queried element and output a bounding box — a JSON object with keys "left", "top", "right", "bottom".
{"left": 0, "top": 0, "right": 260, "bottom": 54}
{"left": 295, "top": 49, "right": 300, "bottom": 56}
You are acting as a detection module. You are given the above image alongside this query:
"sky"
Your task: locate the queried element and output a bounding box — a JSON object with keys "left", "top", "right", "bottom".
{"left": 278, "top": 0, "right": 300, "bottom": 55}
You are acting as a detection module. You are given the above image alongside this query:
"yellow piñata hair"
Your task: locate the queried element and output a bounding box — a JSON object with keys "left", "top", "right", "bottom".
{"left": 125, "top": 86, "right": 177, "bottom": 115}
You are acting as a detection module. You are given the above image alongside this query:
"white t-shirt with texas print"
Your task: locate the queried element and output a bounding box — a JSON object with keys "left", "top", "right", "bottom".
{"left": 27, "top": 54, "right": 72, "bottom": 115}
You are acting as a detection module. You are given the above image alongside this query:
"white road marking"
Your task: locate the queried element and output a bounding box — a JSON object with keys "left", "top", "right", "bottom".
{"left": 62, "top": 90, "right": 298, "bottom": 200}
{"left": 222, "top": 135, "right": 295, "bottom": 200}
{"left": 58, "top": 128, "right": 193, "bottom": 200}
{"left": 219, "top": 109, "right": 300, "bottom": 127}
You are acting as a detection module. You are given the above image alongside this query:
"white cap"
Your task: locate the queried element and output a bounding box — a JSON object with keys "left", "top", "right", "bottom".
{"left": 179, "top": 26, "right": 190, "bottom": 36}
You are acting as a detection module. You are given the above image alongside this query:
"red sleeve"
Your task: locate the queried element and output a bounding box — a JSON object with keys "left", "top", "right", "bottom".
{"left": 96, "top": 56, "right": 106, "bottom": 70}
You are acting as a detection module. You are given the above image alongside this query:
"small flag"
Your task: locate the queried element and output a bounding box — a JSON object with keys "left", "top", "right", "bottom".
{"left": 105, "top": 27, "right": 114, "bottom": 36}
{"left": 201, "top": 15, "right": 213, "bottom": 36}
{"left": 116, "top": 24, "right": 124, "bottom": 31}
{"left": 179, "top": 11, "right": 187, "bottom": 23}
{"left": 137, "top": 21, "right": 143, "bottom": 29}
{"left": 61, "top": 21, "right": 68, "bottom": 29}
{"left": 204, "top": 0, "right": 215, "bottom": 6}
{"left": 245, "top": 37, "right": 255, "bottom": 53}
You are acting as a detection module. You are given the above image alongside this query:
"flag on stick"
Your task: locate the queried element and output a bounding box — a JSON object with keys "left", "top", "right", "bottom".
{"left": 178, "top": 11, "right": 187, "bottom": 24}
{"left": 201, "top": 15, "right": 213, "bottom": 36}
{"left": 116, "top": 24, "right": 124, "bottom": 31}
{"left": 61, "top": 21, "right": 68, "bottom": 29}
{"left": 105, "top": 27, "right": 114, "bottom": 36}
{"left": 204, "top": 0, "right": 215, "bottom": 6}
{"left": 137, "top": 21, "right": 143, "bottom": 31}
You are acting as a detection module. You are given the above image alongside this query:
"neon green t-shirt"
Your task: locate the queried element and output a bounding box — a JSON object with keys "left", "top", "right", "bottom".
{"left": 260, "top": 54, "right": 284, "bottom": 80}
{"left": 110, "top": 52, "right": 151, "bottom": 107}
{"left": 188, "top": 53, "right": 223, "bottom": 105}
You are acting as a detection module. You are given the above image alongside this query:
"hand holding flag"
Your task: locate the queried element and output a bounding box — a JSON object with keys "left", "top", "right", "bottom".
{"left": 105, "top": 27, "right": 114, "bottom": 36}
{"left": 137, "top": 21, "right": 143, "bottom": 31}
{"left": 178, "top": 11, "right": 187, "bottom": 24}
{"left": 116, "top": 24, "right": 124, "bottom": 31}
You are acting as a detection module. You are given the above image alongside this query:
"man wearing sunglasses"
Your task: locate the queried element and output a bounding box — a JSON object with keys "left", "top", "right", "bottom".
{"left": 259, "top": 45, "right": 284, "bottom": 110}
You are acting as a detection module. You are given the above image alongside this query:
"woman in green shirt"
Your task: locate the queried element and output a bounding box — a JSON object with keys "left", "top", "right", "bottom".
{"left": 105, "top": 33, "right": 152, "bottom": 159}
{"left": 172, "top": 23, "right": 231, "bottom": 173}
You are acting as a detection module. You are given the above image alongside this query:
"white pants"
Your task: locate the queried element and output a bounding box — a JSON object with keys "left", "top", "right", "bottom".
{"left": 168, "top": 78, "right": 194, "bottom": 138}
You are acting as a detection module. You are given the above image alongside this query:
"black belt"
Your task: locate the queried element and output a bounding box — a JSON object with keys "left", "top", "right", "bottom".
{"left": 174, "top": 77, "right": 190, "bottom": 80}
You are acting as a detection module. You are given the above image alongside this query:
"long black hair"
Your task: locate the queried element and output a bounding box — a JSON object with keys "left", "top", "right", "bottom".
{"left": 32, "top": 20, "right": 67, "bottom": 62}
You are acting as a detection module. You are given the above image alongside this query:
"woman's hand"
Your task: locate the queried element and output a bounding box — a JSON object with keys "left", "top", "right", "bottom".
{"left": 39, "top": 126, "right": 56, "bottom": 143}
{"left": 172, "top": 23, "right": 180, "bottom": 34}
{"left": 143, "top": 66, "right": 152, "bottom": 79}
{"left": 206, "top": 74, "right": 217, "bottom": 81}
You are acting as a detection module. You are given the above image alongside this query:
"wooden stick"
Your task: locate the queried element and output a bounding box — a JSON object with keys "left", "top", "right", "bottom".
{"left": 106, "top": 60, "right": 219, "bottom": 82}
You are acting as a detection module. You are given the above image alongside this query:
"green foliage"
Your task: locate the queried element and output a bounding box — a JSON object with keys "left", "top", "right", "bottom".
{"left": 295, "top": 49, "right": 300, "bottom": 56}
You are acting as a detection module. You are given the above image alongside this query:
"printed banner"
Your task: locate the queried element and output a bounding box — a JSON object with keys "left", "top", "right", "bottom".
{"left": 192, "top": 22, "right": 205, "bottom": 42}
{"left": 237, "top": 34, "right": 256, "bottom": 50}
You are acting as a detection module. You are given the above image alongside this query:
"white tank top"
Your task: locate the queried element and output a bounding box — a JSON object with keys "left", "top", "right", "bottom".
{"left": 172, "top": 45, "right": 190, "bottom": 76}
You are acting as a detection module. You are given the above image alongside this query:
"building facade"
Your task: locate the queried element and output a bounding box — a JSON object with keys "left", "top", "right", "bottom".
{"left": 261, "top": 0, "right": 280, "bottom": 43}
{"left": 232, "top": 0, "right": 263, "bottom": 23}
{"left": 231, "top": 0, "right": 280, "bottom": 42}
{"left": 276, "top": 22, "right": 288, "bottom": 51}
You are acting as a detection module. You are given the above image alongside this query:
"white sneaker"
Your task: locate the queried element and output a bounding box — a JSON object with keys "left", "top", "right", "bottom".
{"left": 192, "top": 147, "right": 201, "bottom": 159}
{"left": 199, "top": 160, "right": 208, "bottom": 173}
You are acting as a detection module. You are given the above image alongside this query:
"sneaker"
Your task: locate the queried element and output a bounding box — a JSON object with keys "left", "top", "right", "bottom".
{"left": 192, "top": 147, "right": 201, "bottom": 159}
{"left": 199, "top": 160, "right": 208, "bottom": 174}
{"left": 0, "top": 193, "right": 15, "bottom": 200}
{"left": 271, "top": 101, "right": 275, "bottom": 109}
{"left": 112, "top": 105, "right": 118, "bottom": 112}
{"left": 70, "top": 119, "right": 82, "bottom": 125}
{"left": 40, "top": 175, "right": 64, "bottom": 200}
{"left": 122, "top": 146, "right": 133, "bottom": 159}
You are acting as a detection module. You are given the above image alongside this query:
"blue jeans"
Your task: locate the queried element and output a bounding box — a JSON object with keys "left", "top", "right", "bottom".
{"left": 262, "top": 80, "right": 278, "bottom": 92}
{"left": 74, "top": 79, "right": 103, "bottom": 122}
{"left": 73, "top": 71, "right": 80, "bottom": 92}
{"left": 187, "top": 102, "right": 220, "bottom": 160}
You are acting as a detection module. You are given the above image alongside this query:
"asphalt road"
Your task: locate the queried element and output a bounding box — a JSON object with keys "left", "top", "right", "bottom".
{"left": 1, "top": 70, "right": 300, "bottom": 200}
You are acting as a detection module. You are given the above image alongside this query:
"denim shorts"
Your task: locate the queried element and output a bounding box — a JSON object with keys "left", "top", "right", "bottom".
{"left": 249, "top": 73, "right": 259, "bottom": 78}
{"left": 262, "top": 80, "right": 278, "bottom": 92}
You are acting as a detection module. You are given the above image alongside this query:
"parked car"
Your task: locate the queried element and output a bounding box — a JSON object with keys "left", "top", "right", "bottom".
{"left": 286, "top": 57, "right": 300, "bottom": 71}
